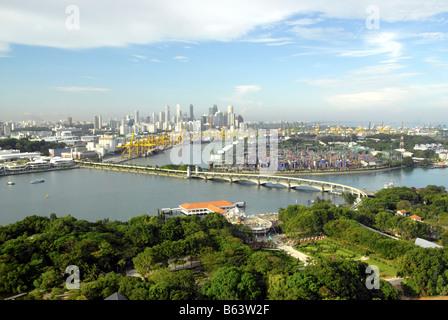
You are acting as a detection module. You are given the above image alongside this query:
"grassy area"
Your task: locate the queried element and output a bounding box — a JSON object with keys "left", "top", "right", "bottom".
{"left": 434, "top": 213, "right": 448, "bottom": 227}
{"left": 295, "top": 237, "right": 398, "bottom": 278}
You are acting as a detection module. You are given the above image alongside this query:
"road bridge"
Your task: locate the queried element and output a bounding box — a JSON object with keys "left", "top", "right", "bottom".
{"left": 190, "top": 170, "right": 368, "bottom": 199}
{"left": 76, "top": 161, "right": 368, "bottom": 207}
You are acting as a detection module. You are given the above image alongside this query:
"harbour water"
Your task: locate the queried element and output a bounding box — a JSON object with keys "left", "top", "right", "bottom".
{"left": 1, "top": 162, "right": 447, "bottom": 226}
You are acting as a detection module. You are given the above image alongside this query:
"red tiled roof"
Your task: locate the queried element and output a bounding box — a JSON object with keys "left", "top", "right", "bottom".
{"left": 179, "top": 200, "right": 234, "bottom": 214}
{"left": 409, "top": 215, "right": 422, "bottom": 220}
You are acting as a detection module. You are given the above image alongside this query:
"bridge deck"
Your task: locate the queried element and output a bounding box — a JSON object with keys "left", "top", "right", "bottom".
{"left": 76, "top": 161, "right": 369, "bottom": 199}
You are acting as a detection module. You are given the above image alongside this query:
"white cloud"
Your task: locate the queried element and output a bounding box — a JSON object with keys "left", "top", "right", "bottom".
{"left": 286, "top": 17, "right": 324, "bottom": 26}
{"left": 290, "top": 26, "right": 350, "bottom": 42}
{"left": 1, "top": 0, "right": 448, "bottom": 51}
{"left": 424, "top": 56, "right": 448, "bottom": 68}
{"left": 234, "top": 85, "right": 261, "bottom": 94}
{"left": 173, "top": 56, "right": 188, "bottom": 62}
{"left": 341, "top": 32, "right": 402, "bottom": 58}
{"left": 266, "top": 41, "right": 294, "bottom": 46}
{"left": 132, "top": 54, "right": 147, "bottom": 60}
{"left": 0, "top": 42, "right": 11, "bottom": 57}
{"left": 326, "top": 87, "right": 411, "bottom": 111}
{"left": 220, "top": 85, "right": 262, "bottom": 106}
{"left": 415, "top": 32, "right": 447, "bottom": 40}
{"left": 348, "top": 63, "right": 405, "bottom": 75}
{"left": 241, "top": 37, "right": 294, "bottom": 46}
{"left": 52, "top": 86, "right": 109, "bottom": 92}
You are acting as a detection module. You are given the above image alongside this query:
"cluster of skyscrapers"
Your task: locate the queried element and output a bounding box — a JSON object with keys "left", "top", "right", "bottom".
{"left": 95, "top": 104, "right": 244, "bottom": 135}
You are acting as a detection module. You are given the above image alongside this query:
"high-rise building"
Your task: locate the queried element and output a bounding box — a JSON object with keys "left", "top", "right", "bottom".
{"left": 176, "top": 104, "right": 181, "bottom": 123}
{"left": 228, "top": 113, "right": 235, "bottom": 128}
{"left": 227, "top": 105, "right": 235, "bottom": 127}
{"left": 213, "top": 111, "right": 224, "bottom": 128}
{"left": 159, "top": 111, "right": 165, "bottom": 123}
{"left": 67, "top": 117, "right": 72, "bottom": 126}
{"left": 3, "top": 122, "right": 11, "bottom": 136}
{"left": 209, "top": 104, "right": 218, "bottom": 116}
{"left": 94, "top": 115, "right": 102, "bottom": 130}
{"left": 134, "top": 110, "right": 139, "bottom": 124}
{"left": 189, "top": 104, "right": 194, "bottom": 121}
{"left": 150, "top": 112, "right": 157, "bottom": 124}
{"left": 236, "top": 115, "right": 244, "bottom": 128}
{"left": 165, "top": 105, "right": 170, "bottom": 124}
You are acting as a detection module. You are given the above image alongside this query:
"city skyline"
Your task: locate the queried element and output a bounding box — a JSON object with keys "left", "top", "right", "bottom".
{"left": 1, "top": 1, "right": 448, "bottom": 123}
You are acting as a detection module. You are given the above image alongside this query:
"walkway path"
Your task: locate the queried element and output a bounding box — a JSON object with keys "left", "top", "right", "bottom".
{"left": 271, "top": 234, "right": 311, "bottom": 266}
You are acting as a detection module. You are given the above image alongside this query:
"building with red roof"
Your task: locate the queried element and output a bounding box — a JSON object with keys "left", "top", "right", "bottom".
{"left": 179, "top": 200, "right": 236, "bottom": 215}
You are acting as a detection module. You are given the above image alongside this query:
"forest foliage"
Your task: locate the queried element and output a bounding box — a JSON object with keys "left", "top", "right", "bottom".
{"left": 279, "top": 185, "right": 448, "bottom": 297}
{"left": 0, "top": 138, "right": 66, "bottom": 156}
{"left": 1, "top": 209, "right": 397, "bottom": 300}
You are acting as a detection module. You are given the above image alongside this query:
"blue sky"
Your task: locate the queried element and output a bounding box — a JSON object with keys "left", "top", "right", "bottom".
{"left": 1, "top": 0, "right": 448, "bottom": 125}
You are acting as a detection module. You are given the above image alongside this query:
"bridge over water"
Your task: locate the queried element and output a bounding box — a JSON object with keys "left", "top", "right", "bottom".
{"left": 77, "top": 161, "right": 368, "bottom": 208}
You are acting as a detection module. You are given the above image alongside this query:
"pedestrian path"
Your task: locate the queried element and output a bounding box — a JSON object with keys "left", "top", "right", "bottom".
{"left": 271, "top": 234, "right": 311, "bottom": 266}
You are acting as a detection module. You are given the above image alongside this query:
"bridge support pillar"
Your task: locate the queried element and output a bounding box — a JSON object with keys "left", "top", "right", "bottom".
{"left": 187, "top": 166, "right": 191, "bottom": 179}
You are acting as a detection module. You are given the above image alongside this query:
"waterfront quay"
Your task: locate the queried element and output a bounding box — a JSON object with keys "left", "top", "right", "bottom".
{"left": 0, "top": 164, "right": 78, "bottom": 177}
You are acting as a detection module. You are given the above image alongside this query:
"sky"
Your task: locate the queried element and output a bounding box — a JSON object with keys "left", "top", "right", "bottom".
{"left": 1, "top": 0, "right": 448, "bottom": 125}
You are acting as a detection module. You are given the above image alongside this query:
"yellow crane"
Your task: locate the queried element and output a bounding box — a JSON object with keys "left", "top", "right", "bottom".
{"left": 118, "top": 129, "right": 182, "bottom": 158}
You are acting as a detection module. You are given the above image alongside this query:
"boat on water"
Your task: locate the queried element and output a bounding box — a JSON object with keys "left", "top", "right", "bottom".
{"left": 7, "top": 181, "right": 15, "bottom": 185}
{"left": 384, "top": 180, "right": 394, "bottom": 189}
{"left": 30, "top": 179, "right": 45, "bottom": 184}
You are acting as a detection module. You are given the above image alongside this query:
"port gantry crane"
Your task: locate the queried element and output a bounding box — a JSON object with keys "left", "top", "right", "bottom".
{"left": 117, "top": 129, "right": 183, "bottom": 159}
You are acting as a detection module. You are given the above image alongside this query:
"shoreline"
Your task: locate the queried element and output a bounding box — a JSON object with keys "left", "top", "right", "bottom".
{"left": 273, "top": 165, "right": 407, "bottom": 177}
{"left": 0, "top": 166, "right": 79, "bottom": 177}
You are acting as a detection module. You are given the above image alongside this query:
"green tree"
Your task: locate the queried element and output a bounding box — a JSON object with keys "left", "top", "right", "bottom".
{"left": 79, "top": 272, "right": 123, "bottom": 300}
{"left": 202, "top": 266, "right": 261, "bottom": 300}
{"left": 342, "top": 193, "right": 357, "bottom": 205}
{"left": 403, "top": 156, "right": 414, "bottom": 167}
{"left": 285, "top": 272, "right": 319, "bottom": 300}
{"left": 266, "top": 273, "right": 289, "bottom": 300}
{"left": 375, "top": 211, "right": 393, "bottom": 232}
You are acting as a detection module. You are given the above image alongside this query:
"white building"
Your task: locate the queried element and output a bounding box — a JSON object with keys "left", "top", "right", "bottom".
{"left": 50, "top": 157, "right": 74, "bottom": 166}
{"left": 179, "top": 200, "right": 236, "bottom": 215}
{"left": 27, "top": 160, "right": 50, "bottom": 169}
{"left": 0, "top": 149, "right": 41, "bottom": 161}
{"left": 86, "top": 135, "right": 121, "bottom": 156}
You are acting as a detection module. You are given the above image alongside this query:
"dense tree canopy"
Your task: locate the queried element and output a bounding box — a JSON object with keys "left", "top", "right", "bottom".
{"left": 0, "top": 138, "right": 66, "bottom": 156}
{"left": 4, "top": 184, "right": 448, "bottom": 300}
